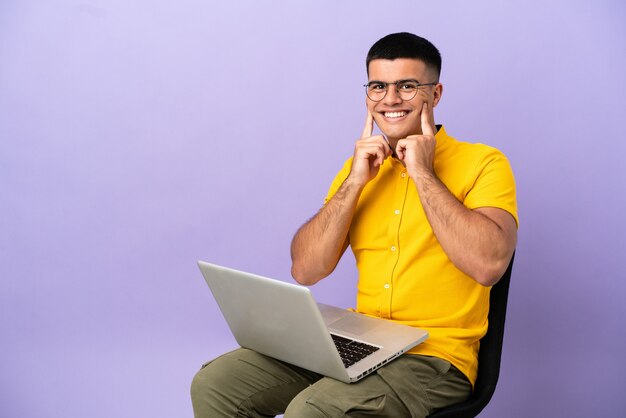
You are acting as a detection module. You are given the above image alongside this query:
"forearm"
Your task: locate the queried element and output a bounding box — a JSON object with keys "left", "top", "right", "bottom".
{"left": 290, "top": 178, "right": 363, "bottom": 285}
{"left": 414, "top": 171, "right": 516, "bottom": 286}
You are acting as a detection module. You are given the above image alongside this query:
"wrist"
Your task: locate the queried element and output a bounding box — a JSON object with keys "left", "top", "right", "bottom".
{"left": 343, "top": 174, "right": 368, "bottom": 193}
{"left": 408, "top": 166, "right": 435, "bottom": 183}
{"left": 344, "top": 172, "right": 369, "bottom": 189}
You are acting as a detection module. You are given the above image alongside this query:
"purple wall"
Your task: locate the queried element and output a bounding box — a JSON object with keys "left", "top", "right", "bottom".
{"left": 1, "top": 1, "right": 625, "bottom": 416}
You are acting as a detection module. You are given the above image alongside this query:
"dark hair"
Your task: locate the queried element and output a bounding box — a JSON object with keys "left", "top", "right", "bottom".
{"left": 366, "top": 32, "right": 442, "bottom": 80}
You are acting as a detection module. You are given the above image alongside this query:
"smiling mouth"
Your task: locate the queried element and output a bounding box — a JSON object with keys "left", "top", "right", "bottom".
{"left": 383, "top": 111, "right": 409, "bottom": 119}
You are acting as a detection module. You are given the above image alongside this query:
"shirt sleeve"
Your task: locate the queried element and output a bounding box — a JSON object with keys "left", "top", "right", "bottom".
{"left": 323, "top": 157, "right": 354, "bottom": 204}
{"left": 464, "top": 148, "right": 519, "bottom": 227}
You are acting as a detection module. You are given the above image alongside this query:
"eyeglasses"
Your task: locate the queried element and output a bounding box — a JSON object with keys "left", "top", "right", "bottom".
{"left": 363, "top": 79, "right": 437, "bottom": 102}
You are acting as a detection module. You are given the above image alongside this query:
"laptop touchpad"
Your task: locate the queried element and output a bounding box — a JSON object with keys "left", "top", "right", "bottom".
{"left": 329, "top": 315, "right": 380, "bottom": 336}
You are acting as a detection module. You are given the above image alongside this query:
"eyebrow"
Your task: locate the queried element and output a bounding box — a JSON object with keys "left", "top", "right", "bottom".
{"left": 367, "top": 78, "right": 421, "bottom": 85}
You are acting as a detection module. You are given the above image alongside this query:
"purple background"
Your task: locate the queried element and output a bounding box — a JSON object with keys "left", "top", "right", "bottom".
{"left": 1, "top": 1, "right": 625, "bottom": 417}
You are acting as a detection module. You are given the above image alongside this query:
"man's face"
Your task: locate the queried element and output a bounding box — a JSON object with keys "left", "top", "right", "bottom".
{"left": 366, "top": 58, "right": 442, "bottom": 142}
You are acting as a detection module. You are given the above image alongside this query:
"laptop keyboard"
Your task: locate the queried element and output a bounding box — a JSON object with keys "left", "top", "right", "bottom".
{"left": 331, "top": 334, "right": 380, "bottom": 368}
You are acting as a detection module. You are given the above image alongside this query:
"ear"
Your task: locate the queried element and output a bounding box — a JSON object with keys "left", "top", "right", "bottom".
{"left": 432, "top": 83, "right": 443, "bottom": 108}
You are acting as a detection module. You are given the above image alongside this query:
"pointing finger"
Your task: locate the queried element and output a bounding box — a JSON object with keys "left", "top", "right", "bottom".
{"left": 362, "top": 110, "right": 374, "bottom": 139}
{"left": 421, "top": 102, "right": 436, "bottom": 137}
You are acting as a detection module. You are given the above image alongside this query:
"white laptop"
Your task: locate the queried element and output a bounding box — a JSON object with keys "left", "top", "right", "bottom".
{"left": 198, "top": 261, "right": 428, "bottom": 383}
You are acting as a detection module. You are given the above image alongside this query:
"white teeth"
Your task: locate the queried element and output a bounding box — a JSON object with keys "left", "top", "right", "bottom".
{"left": 384, "top": 111, "right": 407, "bottom": 118}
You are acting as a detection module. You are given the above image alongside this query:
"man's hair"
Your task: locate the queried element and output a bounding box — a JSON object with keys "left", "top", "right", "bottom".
{"left": 366, "top": 32, "right": 442, "bottom": 80}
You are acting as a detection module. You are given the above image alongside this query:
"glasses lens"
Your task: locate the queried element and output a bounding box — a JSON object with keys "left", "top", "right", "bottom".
{"left": 366, "top": 82, "right": 386, "bottom": 101}
{"left": 397, "top": 81, "right": 419, "bottom": 101}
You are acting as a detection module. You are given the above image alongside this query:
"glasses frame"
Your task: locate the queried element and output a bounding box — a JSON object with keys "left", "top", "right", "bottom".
{"left": 363, "top": 79, "right": 437, "bottom": 102}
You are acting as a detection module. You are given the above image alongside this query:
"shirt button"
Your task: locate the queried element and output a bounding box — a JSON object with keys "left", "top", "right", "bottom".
{"left": 394, "top": 209, "right": 400, "bottom": 215}
{"left": 401, "top": 172, "right": 406, "bottom": 178}
{"left": 390, "top": 246, "right": 396, "bottom": 252}
{"left": 384, "top": 283, "right": 390, "bottom": 289}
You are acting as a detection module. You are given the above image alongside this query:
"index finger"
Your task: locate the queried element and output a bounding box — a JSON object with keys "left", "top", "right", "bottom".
{"left": 421, "top": 102, "right": 436, "bottom": 137}
{"left": 361, "top": 110, "right": 374, "bottom": 139}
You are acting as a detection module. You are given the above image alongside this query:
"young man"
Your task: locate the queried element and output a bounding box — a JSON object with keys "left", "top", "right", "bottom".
{"left": 191, "top": 32, "right": 518, "bottom": 417}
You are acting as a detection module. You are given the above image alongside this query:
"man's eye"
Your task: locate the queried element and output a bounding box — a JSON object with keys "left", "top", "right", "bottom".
{"left": 369, "top": 83, "right": 386, "bottom": 90}
{"left": 399, "top": 83, "right": 418, "bottom": 90}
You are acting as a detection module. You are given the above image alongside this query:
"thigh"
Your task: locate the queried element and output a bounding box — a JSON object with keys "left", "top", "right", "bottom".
{"left": 191, "top": 348, "right": 322, "bottom": 418}
{"left": 284, "top": 373, "right": 407, "bottom": 418}
{"left": 283, "top": 355, "right": 471, "bottom": 418}
{"left": 376, "top": 355, "right": 471, "bottom": 417}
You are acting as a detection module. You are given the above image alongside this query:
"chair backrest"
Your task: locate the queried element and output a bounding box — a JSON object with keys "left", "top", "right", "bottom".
{"left": 427, "top": 253, "right": 515, "bottom": 418}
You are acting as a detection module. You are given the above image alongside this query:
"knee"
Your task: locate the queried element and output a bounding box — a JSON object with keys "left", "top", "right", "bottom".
{"left": 190, "top": 359, "right": 237, "bottom": 417}
{"left": 191, "top": 353, "right": 239, "bottom": 397}
{"left": 190, "top": 363, "right": 215, "bottom": 415}
{"left": 190, "top": 364, "right": 212, "bottom": 402}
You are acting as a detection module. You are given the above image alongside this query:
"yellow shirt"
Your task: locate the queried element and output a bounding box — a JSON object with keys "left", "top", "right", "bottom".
{"left": 324, "top": 126, "right": 518, "bottom": 385}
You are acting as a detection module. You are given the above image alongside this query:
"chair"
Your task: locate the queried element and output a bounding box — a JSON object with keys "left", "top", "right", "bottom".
{"left": 427, "top": 253, "right": 515, "bottom": 418}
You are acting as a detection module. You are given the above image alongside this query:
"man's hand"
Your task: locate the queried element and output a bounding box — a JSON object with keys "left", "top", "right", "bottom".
{"left": 348, "top": 111, "right": 392, "bottom": 187}
{"left": 396, "top": 102, "right": 437, "bottom": 180}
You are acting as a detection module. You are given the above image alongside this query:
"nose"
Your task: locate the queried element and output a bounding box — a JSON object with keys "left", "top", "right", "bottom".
{"left": 382, "top": 84, "right": 403, "bottom": 105}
